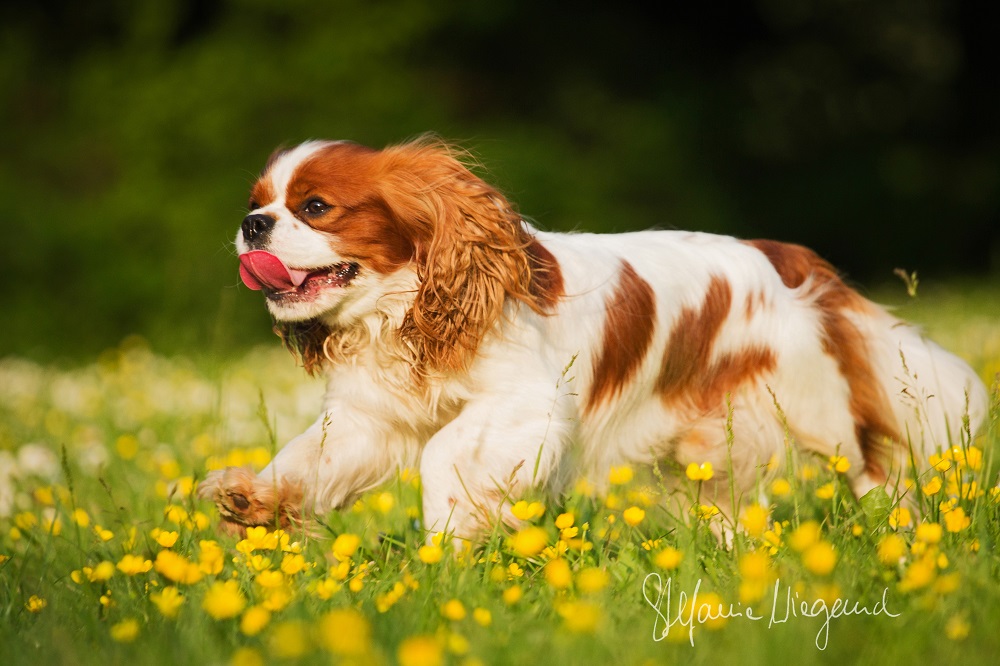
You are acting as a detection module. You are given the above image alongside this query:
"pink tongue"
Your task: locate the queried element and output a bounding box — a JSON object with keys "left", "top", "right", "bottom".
{"left": 238, "top": 251, "right": 312, "bottom": 291}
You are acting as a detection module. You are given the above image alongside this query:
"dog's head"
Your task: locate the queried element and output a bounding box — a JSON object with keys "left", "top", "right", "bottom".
{"left": 236, "top": 137, "right": 561, "bottom": 375}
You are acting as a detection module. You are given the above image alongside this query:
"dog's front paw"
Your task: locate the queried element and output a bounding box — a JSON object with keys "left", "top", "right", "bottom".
{"left": 197, "top": 466, "right": 304, "bottom": 537}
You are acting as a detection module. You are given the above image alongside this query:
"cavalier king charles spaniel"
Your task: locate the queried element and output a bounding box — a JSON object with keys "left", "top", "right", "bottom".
{"left": 199, "top": 136, "right": 987, "bottom": 541}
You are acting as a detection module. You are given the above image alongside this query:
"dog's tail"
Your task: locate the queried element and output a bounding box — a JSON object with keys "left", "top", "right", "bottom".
{"left": 865, "top": 309, "right": 989, "bottom": 469}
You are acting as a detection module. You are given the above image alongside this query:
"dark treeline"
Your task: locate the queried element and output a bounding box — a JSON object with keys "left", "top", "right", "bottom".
{"left": 2, "top": 0, "right": 996, "bottom": 359}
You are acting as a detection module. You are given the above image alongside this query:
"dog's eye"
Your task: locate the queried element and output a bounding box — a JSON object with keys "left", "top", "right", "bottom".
{"left": 248, "top": 200, "right": 259, "bottom": 212}
{"left": 304, "top": 199, "right": 330, "bottom": 215}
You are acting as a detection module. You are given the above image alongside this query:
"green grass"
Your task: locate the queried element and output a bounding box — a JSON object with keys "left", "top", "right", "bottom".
{"left": 1, "top": 285, "right": 999, "bottom": 666}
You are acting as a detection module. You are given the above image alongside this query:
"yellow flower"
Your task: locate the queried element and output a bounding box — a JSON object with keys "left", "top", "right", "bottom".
{"left": 116, "top": 554, "right": 153, "bottom": 576}
{"left": 510, "top": 500, "right": 545, "bottom": 521}
{"left": 373, "top": 491, "right": 395, "bottom": 514}
{"left": 255, "top": 570, "right": 285, "bottom": 589}
{"left": 545, "top": 558, "right": 572, "bottom": 589}
{"left": 789, "top": 521, "right": 821, "bottom": 552}
{"left": 899, "top": 556, "right": 936, "bottom": 592}
{"left": 446, "top": 632, "right": 469, "bottom": 655}
{"left": 555, "top": 512, "right": 575, "bottom": 530}
{"left": 502, "top": 585, "right": 523, "bottom": 605}
{"left": 877, "top": 534, "right": 906, "bottom": 565}
{"left": 685, "top": 462, "right": 714, "bottom": 482}
{"left": 943, "top": 507, "right": 970, "bottom": 532}
{"left": 84, "top": 561, "right": 116, "bottom": 582}
{"left": 508, "top": 526, "right": 548, "bottom": 558}
{"left": 921, "top": 476, "right": 943, "bottom": 496}
{"left": 33, "top": 486, "right": 55, "bottom": 506}
{"left": 202, "top": 580, "right": 246, "bottom": 620}
{"left": 507, "top": 562, "right": 524, "bottom": 578}
{"left": 739, "top": 551, "right": 771, "bottom": 580}
{"left": 317, "top": 608, "right": 371, "bottom": 655}
{"left": 110, "top": 618, "right": 140, "bottom": 643}
{"left": 935, "top": 572, "right": 961, "bottom": 595}
{"left": 608, "top": 465, "right": 634, "bottom": 485}
{"left": 770, "top": 478, "right": 792, "bottom": 497}
{"left": 576, "top": 567, "right": 610, "bottom": 594}
{"left": 815, "top": 482, "right": 835, "bottom": 500}
{"left": 150, "top": 586, "right": 184, "bottom": 618}
{"left": 238, "top": 526, "right": 280, "bottom": 553}
{"left": 738, "top": 552, "right": 774, "bottom": 604}
{"left": 280, "top": 553, "right": 307, "bottom": 575}
{"left": 945, "top": 615, "right": 970, "bottom": 641}
{"left": 440, "top": 599, "right": 466, "bottom": 621}
{"left": 375, "top": 582, "right": 406, "bottom": 612}
{"left": 247, "top": 554, "right": 272, "bottom": 572}
{"left": 155, "top": 550, "right": 203, "bottom": 584}
{"left": 198, "top": 540, "right": 224, "bottom": 575}
{"left": 240, "top": 605, "right": 271, "bottom": 636}
{"left": 963, "top": 446, "right": 983, "bottom": 471}
{"left": 418, "top": 545, "right": 444, "bottom": 564}
{"left": 230, "top": 647, "right": 264, "bottom": 666}
{"left": 558, "top": 600, "right": 602, "bottom": 633}
{"left": 653, "top": 547, "right": 683, "bottom": 570}
{"left": 262, "top": 584, "right": 294, "bottom": 611}
{"left": 164, "top": 505, "right": 188, "bottom": 525}
{"left": 888, "top": 507, "right": 912, "bottom": 529}
{"left": 71, "top": 508, "right": 90, "bottom": 528}
{"left": 26, "top": 595, "right": 46, "bottom": 613}
{"left": 622, "top": 506, "right": 645, "bottom": 527}
{"left": 332, "top": 533, "right": 361, "bottom": 561}
{"left": 812, "top": 583, "right": 842, "bottom": 606}
{"left": 189, "top": 511, "right": 210, "bottom": 531}
{"left": 472, "top": 608, "right": 492, "bottom": 627}
{"left": 312, "top": 577, "right": 342, "bottom": 601}
{"left": 93, "top": 525, "right": 114, "bottom": 542}
{"left": 41, "top": 515, "right": 62, "bottom": 537}
{"left": 827, "top": 456, "right": 850, "bottom": 474}
{"left": 151, "top": 528, "right": 179, "bottom": 549}
{"left": 559, "top": 526, "right": 579, "bottom": 540}
{"left": 916, "top": 522, "right": 943, "bottom": 544}
{"left": 798, "top": 464, "right": 819, "bottom": 481}
{"left": 116, "top": 434, "right": 139, "bottom": 460}
{"left": 398, "top": 636, "right": 443, "bottom": 666}
{"left": 802, "top": 541, "right": 837, "bottom": 576}
{"left": 15, "top": 512, "right": 38, "bottom": 532}
{"left": 763, "top": 522, "right": 784, "bottom": 554}
{"left": 695, "top": 504, "right": 720, "bottom": 521}
{"left": 740, "top": 504, "right": 769, "bottom": 537}
{"left": 929, "top": 453, "right": 951, "bottom": 472}
{"left": 268, "top": 621, "right": 310, "bottom": 660}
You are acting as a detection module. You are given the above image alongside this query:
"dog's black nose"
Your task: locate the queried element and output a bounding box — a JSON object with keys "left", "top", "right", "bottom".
{"left": 242, "top": 213, "right": 276, "bottom": 244}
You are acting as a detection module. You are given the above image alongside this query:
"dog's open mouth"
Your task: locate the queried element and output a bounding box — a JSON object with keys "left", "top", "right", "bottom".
{"left": 239, "top": 251, "right": 359, "bottom": 299}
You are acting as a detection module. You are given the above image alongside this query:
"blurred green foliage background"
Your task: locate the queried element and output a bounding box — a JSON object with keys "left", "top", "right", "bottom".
{"left": 2, "top": 0, "right": 997, "bottom": 360}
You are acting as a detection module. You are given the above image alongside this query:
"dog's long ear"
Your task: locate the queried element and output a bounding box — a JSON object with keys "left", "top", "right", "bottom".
{"left": 377, "top": 138, "right": 549, "bottom": 374}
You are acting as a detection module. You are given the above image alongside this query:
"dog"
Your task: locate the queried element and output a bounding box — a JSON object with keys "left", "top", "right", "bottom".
{"left": 198, "top": 136, "right": 988, "bottom": 540}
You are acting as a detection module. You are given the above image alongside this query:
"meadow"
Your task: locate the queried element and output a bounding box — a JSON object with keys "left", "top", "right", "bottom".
{"left": 1, "top": 283, "right": 998, "bottom": 666}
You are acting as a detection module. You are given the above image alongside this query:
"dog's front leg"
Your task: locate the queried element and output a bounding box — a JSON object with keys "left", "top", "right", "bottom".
{"left": 418, "top": 381, "right": 576, "bottom": 542}
{"left": 199, "top": 409, "right": 415, "bottom": 535}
